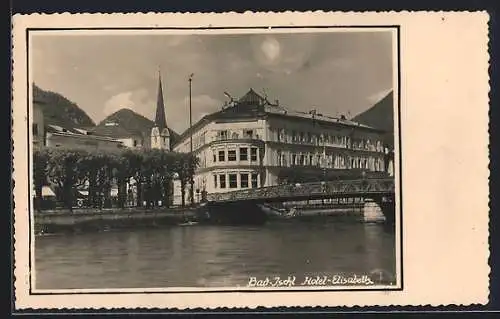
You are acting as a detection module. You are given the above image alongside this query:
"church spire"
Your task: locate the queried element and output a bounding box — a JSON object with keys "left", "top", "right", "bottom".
{"left": 154, "top": 69, "right": 167, "bottom": 129}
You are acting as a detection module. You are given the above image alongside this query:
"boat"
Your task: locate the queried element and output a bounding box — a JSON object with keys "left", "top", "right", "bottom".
{"left": 179, "top": 220, "right": 199, "bottom": 226}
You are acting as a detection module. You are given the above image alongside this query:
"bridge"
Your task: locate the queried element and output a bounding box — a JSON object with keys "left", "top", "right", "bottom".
{"left": 200, "top": 178, "right": 396, "bottom": 225}
{"left": 207, "top": 178, "right": 395, "bottom": 204}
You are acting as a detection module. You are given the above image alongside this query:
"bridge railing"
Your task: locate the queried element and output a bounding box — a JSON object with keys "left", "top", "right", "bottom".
{"left": 207, "top": 178, "right": 395, "bottom": 203}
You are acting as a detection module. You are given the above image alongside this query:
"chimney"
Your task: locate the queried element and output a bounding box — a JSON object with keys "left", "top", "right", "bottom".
{"left": 275, "top": 99, "right": 279, "bottom": 106}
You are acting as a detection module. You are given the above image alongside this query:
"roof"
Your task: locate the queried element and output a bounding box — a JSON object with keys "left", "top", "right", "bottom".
{"left": 45, "top": 124, "right": 123, "bottom": 142}
{"left": 173, "top": 89, "right": 383, "bottom": 147}
{"left": 90, "top": 123, "right": 144, "bottom": 139}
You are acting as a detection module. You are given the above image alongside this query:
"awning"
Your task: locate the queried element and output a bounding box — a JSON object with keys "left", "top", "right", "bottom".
{"left": 78, "top": 190, "right": 89, "bottom": 196}
{"left": 41, "top": 186, "right": 56, "bottom": 197}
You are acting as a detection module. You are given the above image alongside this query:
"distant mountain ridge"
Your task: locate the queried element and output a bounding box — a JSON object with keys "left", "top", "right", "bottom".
{"left": 32, "top": 85, "right": 180, "bottom": 147}
{"left": 98, "top": 109, "right": 156, "bottom": 135}
{"left": 97, "top": 108, "right": 181, "bottom": 147}
{"left": 353, "top": 91, "right": 394, "bottom": 148}
{"left": 33, "top": 84, "right": 96, "bottom": 127}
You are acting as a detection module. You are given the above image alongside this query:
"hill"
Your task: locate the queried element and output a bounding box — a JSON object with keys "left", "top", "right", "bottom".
{"left": 353, "top": 91, "right": 394, "bottom": 148}
{"left": 97, "top": 108, "right": 181, "bottom": 146}
{"left": 33, "top": 84, "right": 96, "bottom": 127}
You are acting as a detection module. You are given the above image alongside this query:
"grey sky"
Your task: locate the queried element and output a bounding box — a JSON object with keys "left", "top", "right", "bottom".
{"left": 32, "top": 30, "right": 394, "bottom": 134}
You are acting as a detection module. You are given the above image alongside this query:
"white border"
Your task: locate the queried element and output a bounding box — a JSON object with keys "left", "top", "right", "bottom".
{"left": 12, "top": 11, "right": 490, "bottom": 309}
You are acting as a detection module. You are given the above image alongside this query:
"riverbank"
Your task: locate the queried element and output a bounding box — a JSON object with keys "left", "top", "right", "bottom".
{"left": 34, "top": 207, "right": 198, "bottom": 235}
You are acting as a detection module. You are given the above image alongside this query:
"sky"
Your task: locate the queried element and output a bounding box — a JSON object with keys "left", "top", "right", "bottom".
{"left": 31, "top": 30, "right": 394, "bottom": 134}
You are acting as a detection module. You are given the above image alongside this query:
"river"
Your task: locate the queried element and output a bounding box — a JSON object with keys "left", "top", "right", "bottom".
{"left": 34, "top": 220, "right": 396, "bottom": 289}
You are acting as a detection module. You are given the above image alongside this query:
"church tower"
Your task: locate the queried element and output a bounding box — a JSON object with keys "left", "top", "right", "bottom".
{"left": 151, "top": 70, "right": 170, "bottom": 150}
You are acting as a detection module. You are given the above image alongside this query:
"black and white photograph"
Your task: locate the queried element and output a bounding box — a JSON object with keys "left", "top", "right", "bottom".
{"left": 11, "top": 11, "right": 492, "bottom": 311}
{"left": 29, "top": 28, "right": 400, "bottom": 291}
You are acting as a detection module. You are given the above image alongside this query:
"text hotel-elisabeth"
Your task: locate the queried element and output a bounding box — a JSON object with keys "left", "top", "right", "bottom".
{"left": 173, "top": 88, "right": 393, "bottom": 201}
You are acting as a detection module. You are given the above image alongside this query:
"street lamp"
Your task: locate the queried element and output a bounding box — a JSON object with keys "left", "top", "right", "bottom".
{"left": 188, "top": 73, "right": 195, "bottom": 205}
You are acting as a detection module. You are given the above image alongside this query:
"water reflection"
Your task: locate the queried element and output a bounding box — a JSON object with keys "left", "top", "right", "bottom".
{"left": 35, "top": 221, "right": 396, "bottom": 289}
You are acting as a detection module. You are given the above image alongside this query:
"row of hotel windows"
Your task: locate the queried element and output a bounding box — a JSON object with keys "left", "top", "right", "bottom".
{"left": 269, "top": 128, "right": 384, "bottom": 152}
{"left": 213, "top": 173, "right": 259, "bottom": 189}
{"left": 185, "top": 129, "right": 259, "bottom": 152}
{"left": 216, "top": 129, "right": 258, "bottom": 141}
{"left": 275, "top": 151, "right": 385, "bottom": 171}
{"left": 213, "top": 147, "right": 258, "bottom": 162}
{"left": 186, "top": 126, "right": 384, "bottom": 154}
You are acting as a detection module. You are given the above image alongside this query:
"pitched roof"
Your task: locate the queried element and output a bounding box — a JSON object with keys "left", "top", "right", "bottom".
{"left": 45, "top": 124, "right": 122, "bottom": 142}
{"left": 91, "top": 123, "right": 143, "bottom": 139}
{"left": 173, "top": 89, "right": 383, "bottom": 147}
{"left": 238, "top": 88, "right": 265, "bottom": 104}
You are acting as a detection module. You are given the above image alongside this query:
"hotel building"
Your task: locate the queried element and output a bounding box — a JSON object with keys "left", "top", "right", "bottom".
{"left": 173, "top": 89, "right": 391, "bottom": 201}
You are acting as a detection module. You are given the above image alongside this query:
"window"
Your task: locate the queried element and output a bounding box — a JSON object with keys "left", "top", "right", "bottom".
{"left": 300, "top": 154, "right": 306, "bottom": 166}
{"left": 238, "top": 148, "right": 247, "bottom": 161}
{"left": 299, "top": 132, "right": 305, "bottom": 143}
{"left": 219, "top": 174, "right": 226, "bottom": 188}
{"left": 213, "top": 152, "right": 217, "bottom": 162}
{"left": 219, "top": 130, "right": 228, "bottom": 140}
{"left": 292, "top": 130, "right": 297, "bottom": 142}
{"left": 244, "top": 130, "right": 254, "bottom": 139}
{"left": 309, "top": 155, "right": 313, "bottom": 166}
{"left": 229, "top": 174, "right": 237, "bottom": 188}
{"left": 32, "top": 123, "right": 38, "bottom": 136}
{"left": 228, "top": 150, "right": 237, "bottom": 161}
{"left": 316, "top": 154, "right": 322, "bottom": 166}
{"left": 240, "top": 174, "right": 249, "bottom": 188}
{"left": 250, "top": 147, "right": 258, "bottom": 161}
{"left": 213, "top": 175, "right": 218, "bottom": 188}
{"left": 133, "top": 140, "right": 138, "bottom": 147}
{"left": 291, "top": 154, "right": 297, "bottom": 165}
{"left": 231, "top": 132, "right": 239, "bottom": 139}
{"left": 218, "top": 150, "right": 225, "bottom": 162}
{"left": 251, "top": 173, "right": 258, "bottom": 188}
{"left": 277, "top": 151, "right": 282, "bottom": 166}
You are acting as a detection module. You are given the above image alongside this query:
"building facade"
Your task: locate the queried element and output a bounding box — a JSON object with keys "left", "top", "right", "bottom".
{"left": 45, "top": 125, "right": 125, "bottom": 152}
{"left": 173, "top": 89, "right": 391, "bottom": 201}
{"left": 33, "top": 99, "right": 45, "bottom": 149}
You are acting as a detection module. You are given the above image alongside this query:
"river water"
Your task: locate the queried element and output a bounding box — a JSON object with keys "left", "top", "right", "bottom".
{"left": 34, "top": 221, "right": 396, "bottom": 289}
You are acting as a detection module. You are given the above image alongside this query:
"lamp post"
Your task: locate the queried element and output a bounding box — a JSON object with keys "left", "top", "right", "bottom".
{"left": 188, "top": 73, "right": 194, "bottom": 205}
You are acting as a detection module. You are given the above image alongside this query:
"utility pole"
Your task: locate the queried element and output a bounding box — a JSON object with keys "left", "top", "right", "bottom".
{"left": 189, "top": 73, "right": 194, "bottom": 205}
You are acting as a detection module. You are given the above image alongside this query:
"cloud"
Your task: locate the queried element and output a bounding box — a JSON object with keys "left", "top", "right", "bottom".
{"left": 165, "top": 94, "right": 223, "bottom": 132}
{"left": 102, "top": 88, "right": 152, "bottom": 119}
{"left": 184, "top": 94, "right": 222, "bottom": 115}
{"left": 329, "top": 57, "right": 354, "bottom": 69}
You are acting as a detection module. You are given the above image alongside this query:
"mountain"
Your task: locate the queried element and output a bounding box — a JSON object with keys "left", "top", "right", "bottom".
{"left": 352, "top": 91, "right": 394, "bottom": 148}
{"left": 97, "top": 108, "right": 181, "bottom": 146}
{"left": 33, "top": 85, "right": 96, "bottom": 127}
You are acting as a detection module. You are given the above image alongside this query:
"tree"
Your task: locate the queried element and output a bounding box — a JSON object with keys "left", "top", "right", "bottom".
{"left": 46, "top": 149, "right": 88, "bottom": 211}
{"left": 33, "top": 149, "right": 49, "bottom": 211}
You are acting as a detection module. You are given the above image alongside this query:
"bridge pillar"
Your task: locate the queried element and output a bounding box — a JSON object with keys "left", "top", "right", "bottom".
{"left": 363, "top": 200, "right": 386, "bottom": 223}
{"left": 371, "top": 194, "right": 396, "bottom": 225}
